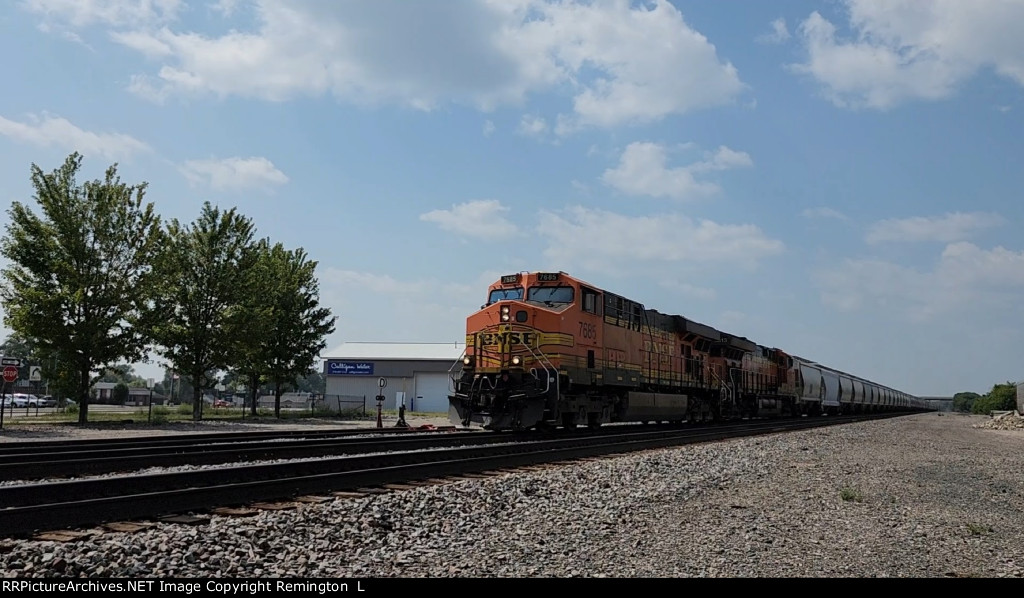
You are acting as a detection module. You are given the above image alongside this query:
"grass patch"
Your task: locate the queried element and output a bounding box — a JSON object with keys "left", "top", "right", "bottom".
{"left": 967, "top": 523, "right": 993, "bottom": 536}
{"left": 840, "top": 487, "right": 864, "bottom": 503}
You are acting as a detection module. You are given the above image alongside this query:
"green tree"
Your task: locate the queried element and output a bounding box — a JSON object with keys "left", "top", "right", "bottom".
{"left": 294, "top": 369, "right": 326, "bottom": 396}
{"left": 0, "top": 331, "right": 39, "bottom": 383}
{"left": 112, "top": 382, "right": 129, "bottom": 405}
{"left": 261, "top": 243, "right": 336, "bottom": 418}
{"left": 151, "top": 202, "right": 257, "bottom": 421}
{"left": 100, "top": 364, "right": 134, "bottom": 384}
{"left": 0, "top": 332, "right": 34, "bottom": 360}
{"left": 5, "top": 333, "right": 79, "bottom": 403}
{"left": 0, "top": 153, "right": 163, "bottom": 422}
{"left": 231, "top": 238, "right": 275, "bottom": 416}
{"left": 953, "top": 391, "right": 980, "bottom": 413}
{"left": 972, "top": 382, "right": 1017, "bottom": 414}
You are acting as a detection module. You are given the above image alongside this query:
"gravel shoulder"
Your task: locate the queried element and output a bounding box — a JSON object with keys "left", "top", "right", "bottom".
{"left": 1, "top": 412, "right": 1022, "bottom": 578}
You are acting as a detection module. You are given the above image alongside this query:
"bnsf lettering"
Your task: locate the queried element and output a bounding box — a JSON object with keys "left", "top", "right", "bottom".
{"left": 478, "top": 332, "right": 537, "bottom": 346}
{"left": 643, "top": 340, "right": 675, "bottom": 355}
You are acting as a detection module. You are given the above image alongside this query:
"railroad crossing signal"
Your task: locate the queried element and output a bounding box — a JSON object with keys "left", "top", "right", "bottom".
{"left": 2, "top": 366, "right": 18, "bottom": 383}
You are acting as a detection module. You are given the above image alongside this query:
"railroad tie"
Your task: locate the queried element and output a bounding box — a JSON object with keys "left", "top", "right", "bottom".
{"left": 157, "top": 514, "right": 211, "bottom": 526}
{"left": 103, "top": 522, "right": 157, "bottom": 533}
{"left": 211, "top": 507, "right": 260, "bottom": 517}
{"left": 32, "top": 530, "right": 93, "bottom": 542}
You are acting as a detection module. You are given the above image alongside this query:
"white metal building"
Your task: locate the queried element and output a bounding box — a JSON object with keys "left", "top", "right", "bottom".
{"left": 322, "top": 342, "right": 465, "bottom": 413}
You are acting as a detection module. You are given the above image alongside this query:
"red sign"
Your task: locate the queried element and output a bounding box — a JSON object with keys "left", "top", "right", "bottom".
{"left": 2, "top": 366, "right": 17, "bottom": 383}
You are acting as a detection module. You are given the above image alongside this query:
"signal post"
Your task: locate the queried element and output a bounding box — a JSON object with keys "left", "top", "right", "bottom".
{"left": 376, "top": 377, "right": 387, "bottom": 429}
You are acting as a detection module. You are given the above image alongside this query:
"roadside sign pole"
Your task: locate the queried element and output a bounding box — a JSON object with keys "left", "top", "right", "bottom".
{"left": 147, "top": 378, "right": 155, "bottom": 424}
{"left": 0, "top": 359, "right": 21, "bottom": 431}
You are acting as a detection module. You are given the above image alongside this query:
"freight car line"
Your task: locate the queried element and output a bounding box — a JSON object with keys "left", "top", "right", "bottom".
{"left": 0, "top": 412, "right": 903, "bottom": 537}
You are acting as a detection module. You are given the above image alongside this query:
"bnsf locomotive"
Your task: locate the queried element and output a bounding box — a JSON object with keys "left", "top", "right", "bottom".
{"left": 448, "top": 271, "right": 928, "bottom": 431}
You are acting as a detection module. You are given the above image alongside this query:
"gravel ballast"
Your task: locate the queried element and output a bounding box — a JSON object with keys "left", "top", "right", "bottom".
{"left": 0, "top": 412, "right": 1021, "bottom": 578}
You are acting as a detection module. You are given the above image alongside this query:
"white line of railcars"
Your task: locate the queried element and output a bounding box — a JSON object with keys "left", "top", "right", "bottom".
{"left": 791, "top": 356, "right": 925, "bottom": 414}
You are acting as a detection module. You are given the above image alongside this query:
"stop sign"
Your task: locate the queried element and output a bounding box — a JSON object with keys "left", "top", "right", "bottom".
{"left": 2, "top": 366, "right": 17, "bottom": 383}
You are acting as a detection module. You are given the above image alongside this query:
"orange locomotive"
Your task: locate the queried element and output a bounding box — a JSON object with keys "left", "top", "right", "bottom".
{"left": 447, "top": 271, "right": 925, "bottom": 431}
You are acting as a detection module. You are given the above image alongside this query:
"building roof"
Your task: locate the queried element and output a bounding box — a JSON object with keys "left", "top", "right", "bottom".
{"left": 324, "top": 342, "right": 465, "bottom": 361}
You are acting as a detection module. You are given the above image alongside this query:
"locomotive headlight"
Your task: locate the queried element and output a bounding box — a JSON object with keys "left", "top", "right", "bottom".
{"left": 501, "top": 313, "right": 510, "bottom": 321}
{"left": 500, "top": 305, "right": 511, "bottom": 321}
{"left": 511, "top": 356, "right": 522, "bottom": 366}
{"left": 463, "top": 356, "right": 474, "bottom": 366}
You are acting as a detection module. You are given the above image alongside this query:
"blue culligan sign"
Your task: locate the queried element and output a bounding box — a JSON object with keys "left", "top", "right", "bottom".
{"left": 327, "top": 361, "right": 375, "bottom": 376}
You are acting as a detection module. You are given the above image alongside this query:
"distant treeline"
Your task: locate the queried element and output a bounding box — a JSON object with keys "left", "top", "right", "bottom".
{"left": 953, "top": 383, "right": 1018, "bottom": 414}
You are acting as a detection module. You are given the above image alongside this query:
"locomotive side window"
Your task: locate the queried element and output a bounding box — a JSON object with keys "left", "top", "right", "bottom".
{"left": 488, "top": 287, "right": 523, "bottom": 304}
{"left": 582, "top": 288, "right": 600, "bottom": 315}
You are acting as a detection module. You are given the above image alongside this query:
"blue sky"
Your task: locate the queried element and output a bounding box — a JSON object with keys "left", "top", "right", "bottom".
{"left": 1, "top": 0, "right": 1022, "bottom": 397}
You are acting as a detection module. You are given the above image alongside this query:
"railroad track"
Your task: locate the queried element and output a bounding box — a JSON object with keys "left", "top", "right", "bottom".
{"left": 0, "top": 423, "right": 459, "bottom": 454}
{"left": 0, "top": 413, "right": 904, "bottom": 538}
{"left": 0, "top": 427, "right": 492, "bottom": 481}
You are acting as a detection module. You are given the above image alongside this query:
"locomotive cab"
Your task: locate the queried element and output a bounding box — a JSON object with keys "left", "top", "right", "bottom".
{"left": 449, "top": 272, "right": 577, "bottom": 430}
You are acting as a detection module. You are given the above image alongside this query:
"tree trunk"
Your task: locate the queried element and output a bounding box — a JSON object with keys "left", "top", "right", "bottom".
{"left": 78, "top": 366, "right": 90, "bottom": 424}
{"left": 192, "top": 375, "right": 202, "bottom": 421}
{"left": 274, "top": 381, "right": 282, "bottom": 419}
{"left": 249, "top": 374, "right": 259, "bottom": 417}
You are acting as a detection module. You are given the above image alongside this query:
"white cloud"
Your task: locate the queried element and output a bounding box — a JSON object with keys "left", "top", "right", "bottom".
{"left": 517, "top": 114, "right": 548, "bottom": 137}
{"left": 110, "top": 30, "right": 174, "bottom": 58}
{"left": 318, "top": 268, "right": 497, "bottom": 346}
{"left": 420, "top": 199, "right": 518, "bottom": 240}
{"left": 802, "top": 207, "right": 849, "bottom": 221}
{"left": 90, "top": 0, "right": 742, "bottom": 128}
{"left": 791, "top": 1, "right": 1024, "bottom": 109}
{"left": 23, "top": 0, "right": 183, "bottom": 28}
{"left": 757, "top": 18, "right": 791, "bottom": 44}
{"left": 601, "top": 142, "right": 752, "bottom": 200}
{"left": 210, "top": 0, "right": 241, "bottom": 17}
{"left": 0, "top": 112, "right": 150, "bottom": 160}
{"left": 865, "top": 212, "right": 1006, "bottom": 244}
{"left": 519, "top": 0, "right": 745, "bottom": 128}
{"left": 179, "top": 156, "right": 289, "bottom": 191}
{"left": 659, "top": 280, "right": 717, "bottom": 301}
{"left": 817, "top": 242, "right": 1024, "bottom": 321}
{"left": 538, "top": 206, "right": 784, "bottom": 273}
{"left": 482, "top": 120, "right": 495, "bottom": 137}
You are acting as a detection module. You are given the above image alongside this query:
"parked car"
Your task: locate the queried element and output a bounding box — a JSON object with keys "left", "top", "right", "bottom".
{"left": 30, "top": 395, "right": 56, "bottom": 407}
{"left": 10, "top": 394, "right": 30, "bottom": 407}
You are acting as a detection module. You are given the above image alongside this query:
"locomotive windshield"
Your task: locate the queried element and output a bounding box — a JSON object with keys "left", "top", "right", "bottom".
{"left": 527, "top": 285, "right": 574, "bottom": 305}
{"left": 488, "top": 287, "right": 523, "bottom": 304}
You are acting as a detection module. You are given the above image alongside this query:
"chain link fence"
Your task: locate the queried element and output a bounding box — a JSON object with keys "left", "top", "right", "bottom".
{"left": 312, "top": 394, "right": 369, "bottom": 417}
